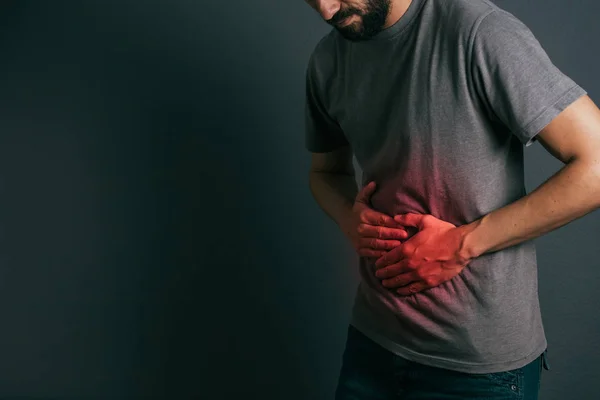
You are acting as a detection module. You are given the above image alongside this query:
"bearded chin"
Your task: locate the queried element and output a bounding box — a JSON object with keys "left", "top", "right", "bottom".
{"left": 336, "top": 23, "right": 367, "bottom": 41}
{"left": 336, "top": 0, "right": 391, "bottom": 41}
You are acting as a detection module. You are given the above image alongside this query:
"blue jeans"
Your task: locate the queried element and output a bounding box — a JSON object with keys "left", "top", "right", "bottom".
{"left": 335, "top": 325, "right": 550, "bottom": 400}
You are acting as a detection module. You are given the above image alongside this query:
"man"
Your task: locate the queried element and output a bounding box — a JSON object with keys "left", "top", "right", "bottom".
{"left": 303, "top": 0, "right": 600, "bottom": 399}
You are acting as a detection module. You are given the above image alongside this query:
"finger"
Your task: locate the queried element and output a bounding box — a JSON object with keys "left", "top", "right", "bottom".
{"left": 358, "top": 249, "right": 387, "bottom": 258}
{"left": 375, "top": 258, "right": 418, "bottom": 279}
{"left": 357, "top": 224, "right": 408, "bottom": 240}
{"left": 358, "top": 238, "right": 402, "bottom": 251}
{"left": 380, "top": 271, "right": 420, "bottom": 289}
{"left": 355, "top": 181, "right": 377, "bottom": 204}
{"left": 394, "top": 213, "right": 425, "bottom": 229}
{"left": 397, "top": 281, "right": 428, "bottom": 296}
{"left": 360, "top": 210, "right": 401, "bottom": 228}
{"left": 374, "top": 259, "right": 411, "bottom": 279}
{"left": 374, "top": 245, "right": 405, "bottom": 269}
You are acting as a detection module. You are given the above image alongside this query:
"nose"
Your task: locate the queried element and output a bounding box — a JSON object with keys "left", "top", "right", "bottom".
{"left": 315, "top": 0, "right": 342, "bottom": 21}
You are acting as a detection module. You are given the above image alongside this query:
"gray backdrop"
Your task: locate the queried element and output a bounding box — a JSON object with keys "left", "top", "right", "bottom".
{"left": 0, "top": 0, "right": 597, "bottom": 399}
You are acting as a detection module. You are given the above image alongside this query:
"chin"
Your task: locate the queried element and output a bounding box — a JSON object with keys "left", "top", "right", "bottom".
{"left": 337, "top": 25, "right": 365, "bottom": 39}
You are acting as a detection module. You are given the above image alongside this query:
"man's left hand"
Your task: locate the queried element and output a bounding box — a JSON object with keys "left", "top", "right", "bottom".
{"left": 374, "top": 213, "right": 474, "bottom": 296}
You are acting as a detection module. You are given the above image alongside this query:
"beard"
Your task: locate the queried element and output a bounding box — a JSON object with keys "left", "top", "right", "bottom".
{"left": 327, "top": 0, "right": 392, "bottom": 41}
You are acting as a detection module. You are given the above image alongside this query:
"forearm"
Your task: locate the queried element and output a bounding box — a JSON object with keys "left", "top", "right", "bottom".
{"left": 309, "top": 171, "right": 358, "bottom": 233}
{"left": 460, "top": 158, "right": 600, "bottom": 259}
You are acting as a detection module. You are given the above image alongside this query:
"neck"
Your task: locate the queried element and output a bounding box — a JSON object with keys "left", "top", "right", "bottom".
{"left": 384, "top": 0, "right": 413, "bottom": 29}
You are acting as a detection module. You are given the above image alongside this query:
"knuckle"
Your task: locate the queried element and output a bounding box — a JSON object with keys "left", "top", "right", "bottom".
{"left": 358, "top": 209, "right": 368, "bottom": 220}
{"left": 356, "top": 224, "right": 366, "bottom": 235}
{"left": 402, "top": 245, "right": 414, "bottom": 257}
{"left": 423, "top": 276, "right": 437, "bottom": 287}
{"left": 415, "top": 268, "right": 428, "bottom": 279}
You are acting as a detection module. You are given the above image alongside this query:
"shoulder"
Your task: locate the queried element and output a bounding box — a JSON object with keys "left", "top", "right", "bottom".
{"left": 438, "top": 0, "right": 497, "bottom": 27}
{"left": 451, "top": 0, "right": 532, "bottom": 41}
{"left": 427, "top": 0, "right": 524, "bottom": 43}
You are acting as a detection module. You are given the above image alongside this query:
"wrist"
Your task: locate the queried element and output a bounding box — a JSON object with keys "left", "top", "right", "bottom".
{"left": 456, "top": 218, "right": 485, "bottom": 262}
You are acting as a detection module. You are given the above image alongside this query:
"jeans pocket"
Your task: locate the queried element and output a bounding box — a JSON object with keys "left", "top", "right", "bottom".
{"left": 486, "top": 369, "right": 519, "bottom": 382}
{"left": 484, "top": 367, "right": 523, "bottom": 393}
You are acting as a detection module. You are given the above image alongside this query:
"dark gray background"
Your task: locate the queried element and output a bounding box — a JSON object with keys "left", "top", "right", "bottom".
{"left": 0, "top": 0, "right": 596, "bottom": 399}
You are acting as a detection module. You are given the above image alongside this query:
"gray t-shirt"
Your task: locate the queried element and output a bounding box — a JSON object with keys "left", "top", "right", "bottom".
{"left": 305, "top": 0, "right": 586, "bottom": 373}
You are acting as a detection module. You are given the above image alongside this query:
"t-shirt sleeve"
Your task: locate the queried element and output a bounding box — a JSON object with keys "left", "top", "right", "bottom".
{"left": 470, "top": 10, "right": 587, "bottom": 147}
{"left": 304, "top": 53, "right": 349, "bottom": 153}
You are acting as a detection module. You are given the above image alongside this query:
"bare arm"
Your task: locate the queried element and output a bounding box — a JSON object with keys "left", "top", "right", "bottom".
{"left": 459, "top": 95, "right": 600, "bottom": 259}
{"left": 308, "top": 145, "right": 358, "bottom": 235}
{"left": 308, "top": 145, "right": 408, "bottom": 257}
{"left": 374, "top": 95, "right": 600, "bottom": 296}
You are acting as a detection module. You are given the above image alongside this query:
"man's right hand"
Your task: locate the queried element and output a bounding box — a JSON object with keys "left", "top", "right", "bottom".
{"left": 342, "top": 181, "right": 410, "bottom": 259}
